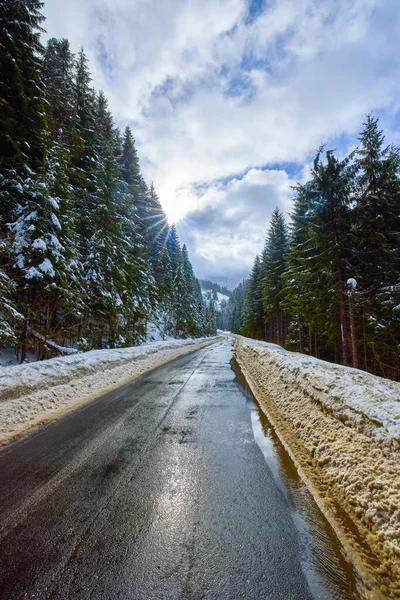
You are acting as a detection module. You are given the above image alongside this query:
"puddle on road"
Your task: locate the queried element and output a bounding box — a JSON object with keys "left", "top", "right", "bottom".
{"left": 231, "top": 357, "right": 365, "bottom": 600}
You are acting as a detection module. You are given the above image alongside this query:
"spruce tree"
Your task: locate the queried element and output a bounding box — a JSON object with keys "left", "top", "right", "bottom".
{"left": 0, "top": 0, "right": 71, "bottom": 360}
{"left": 354, "top": 115, "right": 400, "bottom": 374}
{"left": 261, "top": 208, "right": 288, "bottom": 345}
{"left": 71, "top": 47, "right": 98, "bottom": 260}
{"left": 282, "top": 182, "right": 330, "bottom": 354}
{"left": 242, "top": 256, "right": 264, "bottom": 339}
{"left": 147, "top": 183, "right": 169, "bottom": 269}
{"left": 0, "top": 241, "right": 22, "bottom": 347}
{"left": 306, "top": 149, "right": 356, "bottom": 364}
{"left": 0, "top": 0, "right": 47, "bottom": 202}
{"left": 178, "top": 245, "right": 201, "bottom": 337}
{"left": 118, "top": 126, "right": 154, "bottom": 344}
{"left": 42, "top": 38, "right": 76, "bottom": 145}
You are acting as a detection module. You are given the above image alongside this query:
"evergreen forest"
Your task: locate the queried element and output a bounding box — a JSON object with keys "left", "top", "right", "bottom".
{"left": 0, "top": 0, "right": 211, "bottom": 363}
{"left": 220, "top": 116, "right": 400, "bottom": 380}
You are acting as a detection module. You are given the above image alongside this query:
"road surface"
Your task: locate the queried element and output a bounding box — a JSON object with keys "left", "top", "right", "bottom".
{"left": 1, "top": 340, "right": 316, "bottom": 599}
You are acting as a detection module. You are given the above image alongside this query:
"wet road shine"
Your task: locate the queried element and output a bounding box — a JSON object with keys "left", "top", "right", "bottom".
{"left": 0, "top": 340, "right": 357, "bottom": 599}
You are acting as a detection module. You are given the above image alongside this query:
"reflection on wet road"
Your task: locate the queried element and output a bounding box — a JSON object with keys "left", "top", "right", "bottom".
{"left": 0, "top": 340, "right": 362, "bottom": 599}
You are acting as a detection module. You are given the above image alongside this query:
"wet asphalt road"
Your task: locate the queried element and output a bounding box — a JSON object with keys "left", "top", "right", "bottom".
{"left": 0, "top": 339, "right": 314, "bottom": 600}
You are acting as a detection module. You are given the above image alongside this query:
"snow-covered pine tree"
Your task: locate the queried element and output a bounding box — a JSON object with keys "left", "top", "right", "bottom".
{"left": 177, "top": 244, "right": 202, "bottom": 337}
{"left": 0, "top": 0, "right": 47, "bottom": 217}
{"left": 42, "top": 37, "right": 86, "bottom": 348}
{"left": 193, "top": 277, "right": 206, "bottom": 337}
{"left": 204, "top": 301, "right": 217, "bottom": 336}
{"left": 38, "top": 135, "right": 84, "bottom": 350}
{"left": 147, "top": 183, "right": 169, "bottom": 269}
{"left": 354, "top": 114, "right": 400, "bottom": 376}
{"left": 0, "top": 241, "right": 22, "bottom": 348}
{"left": 42, "top": 38, "right": 76, "bottom": 145}
{"left": 120, "top": 126, "right": 152, "bottom": 252}
{"left": 118, "top": 125, "right": 154, "bottom": 343}
{"left": 0, "top": 0, "right": 76, "bottom": 360}
{"left": 84, "top": 92, "right": 129, "bottom": 347}
{"left": 308, "top": 149, "right": 356, "bottom": 365}
{"left": 261, "top": 208, "right": 288, "bottom": 345}
{"left": 71, "top": 48, "right": 98, "bottom": 264}
{"left": 231, "top": 281, "right": 247, "bottom": 333}
{"left": 241, "top": 255, "right": 264, "bottom": 339}
{"left": 282, "top": 181, "right": 333, "bottom": 355}
{"left": 166, "top": 225, "right": 183, "bottom": 335}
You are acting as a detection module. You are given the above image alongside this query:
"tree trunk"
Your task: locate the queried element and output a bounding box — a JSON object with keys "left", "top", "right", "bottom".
{"left": 314, "top": 333, "right": 319, "bottom": 358}
{"left": 298, "top": 316, "right": 303, "bottom": 353}
{"left": 362, "top": 304, "right": 368, "bottom": 371}
{"left": 20, "top": 316, "right": 29, "bottom": 364}
{"left": 336, "top": 259, "right": 350, "bottom": 365}
{"left": 348, "top": 292, "right": 359, "bottom": 369}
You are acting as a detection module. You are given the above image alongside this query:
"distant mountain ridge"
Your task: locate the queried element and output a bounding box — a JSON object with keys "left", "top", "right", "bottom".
{"left": 199, "top": 279, "right": 231, "bottom": 297}
{"left": 200, "top": 276, "right": 245, "bottom": 292}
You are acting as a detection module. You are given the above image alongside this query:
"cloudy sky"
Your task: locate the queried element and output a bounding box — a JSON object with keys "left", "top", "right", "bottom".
{"left": 41, "top": 0, "right": 400, "bottom": 280}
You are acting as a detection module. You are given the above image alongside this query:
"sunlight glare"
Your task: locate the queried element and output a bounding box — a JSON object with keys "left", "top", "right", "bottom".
{"left": 158, "top": 184, "right": 198, "bottom": 224}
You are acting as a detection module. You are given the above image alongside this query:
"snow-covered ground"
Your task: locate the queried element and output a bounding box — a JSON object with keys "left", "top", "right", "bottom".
{"left": 0, "top": 347, "right": 37, "bottom": 367}
{"left": 0, "top": 337, "right": 219, "bottom": 445}
{"left": 236, "top": 336, "right": 400, "bottom": 597}
{"left": 201, "top": 289, "right": 230, "bottom": 311}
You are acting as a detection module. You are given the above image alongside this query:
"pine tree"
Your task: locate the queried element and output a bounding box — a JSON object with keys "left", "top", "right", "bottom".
{"left": 194, "top": 278, "right": 206, "bottom": 336}
{"left": 71, "top": 47, "right": 98, "bottom": 261}
{"left": 118, "top": 126, "right": 154, "bottom": 344}
{"left": 41, "top": 38, "right": 85, "bottom": 347}
{"left": 261, "top": 208, "right": 288, "bottom": 345}
{"left": 147, "top": 183, "right": 169, "bottom": 269}
{"left": 177, "top": 245, "right": 202, "bottom": 337}
{"left": 204, "top": 298, "right": 217, "bottom": 336}
{"left": 42, "top": 38, "right": 76, "bottom": 145}
{"left": 354, "top": 115, "right": 400, "bottom": 375}
{"left": 242, "top": 255, "right": 264, "bottom": 339}
{"left": 218, "top": 280, "right": 246, "bottom": 333}
{"left": 0, "top": 0, "right": 47, "bottom": 206}
{"left": 0, "top": 241, "right": 22, "bottom": 347}
{"left": 84, "top": 92, "right": 131, "bottom": 346}
{"left": 0, "top": 0, "right": 72, "bottom": 360}
{"left": 167, "top": 226, "right": 183, "bottom": 335}
{"left": 282, "top": 181, "right": 331, "bottom": 355}
{"left": 304, "top": 151, "right": 355, "bottom": 365}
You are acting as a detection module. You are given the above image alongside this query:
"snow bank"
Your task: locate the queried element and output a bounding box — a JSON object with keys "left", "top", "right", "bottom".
{"left": 236, "top": 336, "right": 400, "bottom": 598}
{"left": 0, "top": 337, "right": 219, "bottom": 444}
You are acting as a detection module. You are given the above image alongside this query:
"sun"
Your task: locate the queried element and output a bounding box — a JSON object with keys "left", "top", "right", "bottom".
{"left": 163, "top": 204, "right": 187, "bottom": 224}
{"left": 158, "top": 183, "right": 199, "bottom": 224}
{"left": 160, "top": 197, "right": 191, "bottom": 224}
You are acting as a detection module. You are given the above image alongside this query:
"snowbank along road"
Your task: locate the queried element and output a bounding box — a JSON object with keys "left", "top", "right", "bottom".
{"left": 236, "top": 336, "right": 400, "bottom": 599}
{"left": 0, "top": 339, "right": 364, "bottom": 599}
{"left": 0, "top": 336, "right": 220, "bottom": 444}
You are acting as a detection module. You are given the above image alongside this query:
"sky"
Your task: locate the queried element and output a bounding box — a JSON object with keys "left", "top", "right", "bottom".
{"left": 41, "top": 0, "right": 400, "bottom": 281}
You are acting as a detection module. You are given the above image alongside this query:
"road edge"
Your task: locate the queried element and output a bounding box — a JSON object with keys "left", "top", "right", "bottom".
{"left": 234, "top": 338, "right": 392, "bottom": 600}
{"left": 1, "top": 338, "right": 222, "bottom": 447}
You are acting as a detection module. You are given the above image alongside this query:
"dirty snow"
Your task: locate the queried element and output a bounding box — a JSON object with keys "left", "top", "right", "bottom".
{"left": 236, "top": 336, "right": 400, "bottom": 598}
{"left": 0, "top": 337, "right": 219, "bottom": 445}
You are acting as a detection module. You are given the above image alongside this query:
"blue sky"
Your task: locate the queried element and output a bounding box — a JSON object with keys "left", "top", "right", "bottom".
{"left": 42, "top": 0, "right": 400, "bottom": 279}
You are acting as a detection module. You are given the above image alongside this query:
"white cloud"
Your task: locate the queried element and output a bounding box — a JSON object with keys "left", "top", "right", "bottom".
{"left": 177, "top": 168, "right": 295, "bottom": 277}
{"left": 41, "top": 0, "right": 400, "bottom": 278}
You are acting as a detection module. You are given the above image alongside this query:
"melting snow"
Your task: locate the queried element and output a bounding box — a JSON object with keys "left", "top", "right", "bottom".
{"left": 236, "top": 336, "right": 400, "bottom": 593}
{"left": 0, "top": 336, "right": 220, "bottom": 445}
